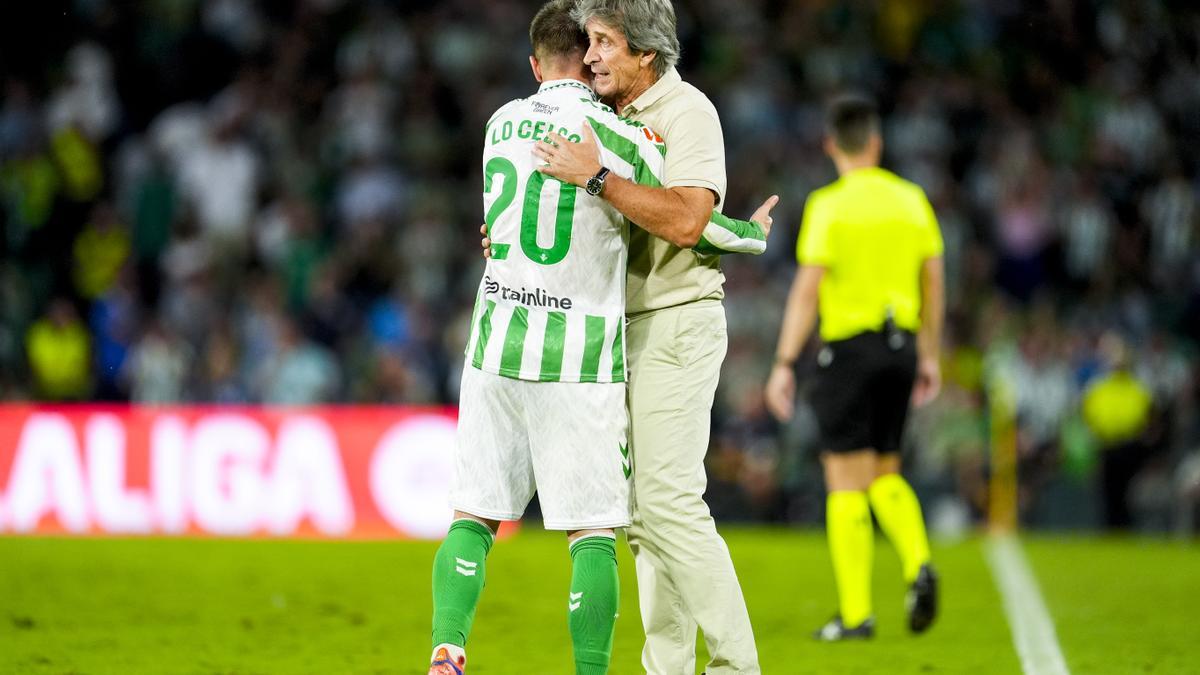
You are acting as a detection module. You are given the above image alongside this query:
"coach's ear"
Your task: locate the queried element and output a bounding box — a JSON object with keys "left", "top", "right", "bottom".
{"left": 530, "top": 55, "right": 544, "bottom": 83}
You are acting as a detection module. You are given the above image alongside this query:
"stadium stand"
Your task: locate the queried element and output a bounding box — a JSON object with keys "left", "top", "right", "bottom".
{"left": 0, "top": 0, "right": 1197, "bottom": 533}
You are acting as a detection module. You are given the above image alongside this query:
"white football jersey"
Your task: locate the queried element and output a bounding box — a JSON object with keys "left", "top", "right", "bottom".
{"left": 465, "top": 79, "right": 667, "bottom": 383}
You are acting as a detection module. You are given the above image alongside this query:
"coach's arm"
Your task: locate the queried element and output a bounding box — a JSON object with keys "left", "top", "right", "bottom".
{"left": 480, "top": 202, "right": 773, "bottom": 259}
{"left": 600, "top": 180, "right": 712, "bottom": 249}
{"left": 536, "top": 126, "right": 774, "bottom": 251}
{"left": 534, "top": 128, "right": 709, "bottom": 248}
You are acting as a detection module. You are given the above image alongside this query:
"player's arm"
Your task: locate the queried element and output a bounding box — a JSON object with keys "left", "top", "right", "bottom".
{"left": 694, "top": 207, "right": 775, "bottom": 256}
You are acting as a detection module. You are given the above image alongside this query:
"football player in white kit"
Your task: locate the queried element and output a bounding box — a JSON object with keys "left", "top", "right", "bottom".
{"left": 428, "top": 2, "right": 774, "bottom": 673}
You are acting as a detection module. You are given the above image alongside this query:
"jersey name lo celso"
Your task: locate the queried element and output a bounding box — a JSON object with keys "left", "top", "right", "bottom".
{"left": 466, "top": 79, "right": 667, "bottom": 383}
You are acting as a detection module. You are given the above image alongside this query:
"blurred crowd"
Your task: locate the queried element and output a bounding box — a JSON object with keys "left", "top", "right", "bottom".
{"left": 1, "top": 0, "right": 1198, "bottom": 533}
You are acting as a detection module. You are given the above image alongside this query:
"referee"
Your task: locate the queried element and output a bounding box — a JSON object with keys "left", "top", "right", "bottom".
{"left": 764, "top": 94, "right": 944, "bottom": 641}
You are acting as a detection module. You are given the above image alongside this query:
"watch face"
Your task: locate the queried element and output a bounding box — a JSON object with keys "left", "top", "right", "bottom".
{"left": 585, "top": 168, "right": 607, "bottom": 196}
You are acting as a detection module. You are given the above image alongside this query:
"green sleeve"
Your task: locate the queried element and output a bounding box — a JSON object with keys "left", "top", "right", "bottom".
{"left": 693, "top": 211, "right": 767, "bottom": 256}
{"left": 588, "top": 115, "right": 763, "bottom": 255}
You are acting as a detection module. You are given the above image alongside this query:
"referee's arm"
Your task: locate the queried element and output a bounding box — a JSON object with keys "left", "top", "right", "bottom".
{"left": 765, "top": 264, "right": 824, "bottom": 422}
{"left": 913, "top": 255, "right": 944, "bottom": 407}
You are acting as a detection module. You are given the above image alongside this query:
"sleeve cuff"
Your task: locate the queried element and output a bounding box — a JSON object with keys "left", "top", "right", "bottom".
{"left": 665, "top": 179, "right": 725, "bottom": 206}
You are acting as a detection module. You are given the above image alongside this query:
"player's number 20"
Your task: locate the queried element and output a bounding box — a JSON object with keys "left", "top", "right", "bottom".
{"left": 484, "top": 157, "right": 573, "bottom": 265}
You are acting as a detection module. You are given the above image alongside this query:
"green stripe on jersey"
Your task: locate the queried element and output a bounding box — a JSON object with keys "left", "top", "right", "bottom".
{"left": 579, "top": 314, "right": 606, "bottom": 383}
{"left": 499, "top": 306, "right": 529, "bottom": 376}
{"left": 471, "top": 300, "right": 497, "bottom": 369}
{"left": 610, "top": 323, "right": 625, "bottom": 382}
{"left": 586, "top": 117, "right": 662, "bottom": 187}
{"left": 540, "top": 311, "right": 567, "bottom": 381}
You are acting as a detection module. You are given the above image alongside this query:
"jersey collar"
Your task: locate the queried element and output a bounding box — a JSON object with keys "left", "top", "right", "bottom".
{"left": 622, "top": 67, "right": 681, "bottom": 116}
{"left": 537, "top": 79, "right": 598, "bottom": 101}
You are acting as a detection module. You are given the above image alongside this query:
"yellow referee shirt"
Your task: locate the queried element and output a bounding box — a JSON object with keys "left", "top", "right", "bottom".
{"left": 797, "top": 167, "right": 943, "bottom": 342}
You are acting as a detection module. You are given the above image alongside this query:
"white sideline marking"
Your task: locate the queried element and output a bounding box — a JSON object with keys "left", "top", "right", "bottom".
{"left": 985, "top": 535, "right": 1071, "bottom": 675}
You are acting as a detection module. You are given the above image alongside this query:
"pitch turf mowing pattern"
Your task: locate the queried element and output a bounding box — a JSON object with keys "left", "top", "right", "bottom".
{"left": 1024, "top": 536, "right": 1200, "bottom": 675}
{"left": 2, "top": 529, "right": 1186, "bottom": 674}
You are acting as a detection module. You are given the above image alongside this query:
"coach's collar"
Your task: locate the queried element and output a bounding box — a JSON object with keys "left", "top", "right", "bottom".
{"left": 537, "top": 79, "right": 598, "bottom": 100}
{"left": 623, "top": 67, "right": 681, "bottom": 115}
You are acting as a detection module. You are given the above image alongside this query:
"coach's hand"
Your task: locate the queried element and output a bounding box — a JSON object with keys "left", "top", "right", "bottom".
{"left": 534, "top": 123, "right": 602, "bottom": 188}
{"left": 480, "top": 223, "right": 491, "bottom": 259}
{"left": 911, "top": 356, "right": 941, "bottom": 407}
{"left": 750, "top": 194, "right": 780, "bottom": 239}
{"left": 764, "top": 363, "right": 796, "bottom": 422}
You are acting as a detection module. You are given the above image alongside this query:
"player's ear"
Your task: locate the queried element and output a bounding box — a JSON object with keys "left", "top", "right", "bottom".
{"left": 530, "top": 55, "right": 544, "bottom": 83}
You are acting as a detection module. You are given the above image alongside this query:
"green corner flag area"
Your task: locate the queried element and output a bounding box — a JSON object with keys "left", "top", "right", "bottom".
{"left": 2, "top": 529, "right": 1195, "bottom": 673}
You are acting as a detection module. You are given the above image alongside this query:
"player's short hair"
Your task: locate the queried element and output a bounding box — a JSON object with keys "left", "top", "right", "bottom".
{"left": 825, "top": 93, "right": 881, "bottom": 154}
{"left": 530, "top": 0, "right": 589, "bottom": 64}
{"left": 572, "top": 0, "right": 680, "bottom": 77}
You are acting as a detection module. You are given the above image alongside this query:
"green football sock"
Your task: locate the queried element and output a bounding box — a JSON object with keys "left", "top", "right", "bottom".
{"left": 568, "top": 536, "right": 619, "bottom": 674}
{"left": 431, "top": 519, "right": 494, "bottom": 649}
{"left": 827, "top": 490, "right": 873, "bottom": 627}
{"left": 869, "top": 473, "right": 931, "bottom": 583}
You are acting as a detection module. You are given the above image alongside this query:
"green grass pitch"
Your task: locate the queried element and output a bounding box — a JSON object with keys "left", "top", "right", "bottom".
{"left": 1, "top": 529, "right": 1196, "bottom": 673}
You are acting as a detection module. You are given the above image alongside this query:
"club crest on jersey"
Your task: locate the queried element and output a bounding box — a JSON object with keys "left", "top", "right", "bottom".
{"left": 641, "top": 127, "right": 664, "bottom": 145}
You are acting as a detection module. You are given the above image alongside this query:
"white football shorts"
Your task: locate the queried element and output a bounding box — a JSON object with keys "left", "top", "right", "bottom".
{"left": 450, "top": 366, "right": 632, "bottom": 530}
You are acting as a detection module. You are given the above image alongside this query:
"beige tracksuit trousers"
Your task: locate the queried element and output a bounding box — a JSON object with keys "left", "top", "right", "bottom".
{"left": 625, "top": 301, "right": 760, "bottom": 674}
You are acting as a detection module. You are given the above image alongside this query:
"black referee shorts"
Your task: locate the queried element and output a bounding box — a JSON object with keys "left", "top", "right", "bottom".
{"left": 810, "top": 329, "right": 917, "bottom": 455}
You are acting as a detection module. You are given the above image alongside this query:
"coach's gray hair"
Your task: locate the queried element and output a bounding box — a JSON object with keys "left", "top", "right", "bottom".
{"left": 571, "top": 0, "right": 680, "bottom": 77}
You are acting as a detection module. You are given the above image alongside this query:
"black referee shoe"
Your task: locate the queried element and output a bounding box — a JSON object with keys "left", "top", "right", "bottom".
{"left": 813, "top": 615, "right": 875, "bottom": 641}
{"left": 907, "top": 563, "right": 939, "bottom": 633}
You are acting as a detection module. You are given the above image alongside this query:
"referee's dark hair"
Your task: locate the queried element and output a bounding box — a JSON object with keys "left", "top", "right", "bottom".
{"left": 825, "top": 93, "right": 881, "bottom": 154}
{"left": 531, "top": 0, "right": 589, "bottom": 63}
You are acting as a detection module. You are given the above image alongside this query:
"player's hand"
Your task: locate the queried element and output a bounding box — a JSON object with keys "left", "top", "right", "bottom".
{"left": 764, "top": 363, "right": 797, "bottom": 422}
{"left": 749, "top": 194, "right": 779, "bottom": 239}
{"left": 911, "top": 356, "right": 941, "bottom": 407}
{"left": 480, "top": 223, "right": 494, "bottom": 259}
{"left": 533, "top": 123, "right": 602, "bottom": 188}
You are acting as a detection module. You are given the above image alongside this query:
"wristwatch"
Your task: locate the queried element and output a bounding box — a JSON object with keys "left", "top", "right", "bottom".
{"left": 585, "top": 167, "right": 610, "bottom": 196}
